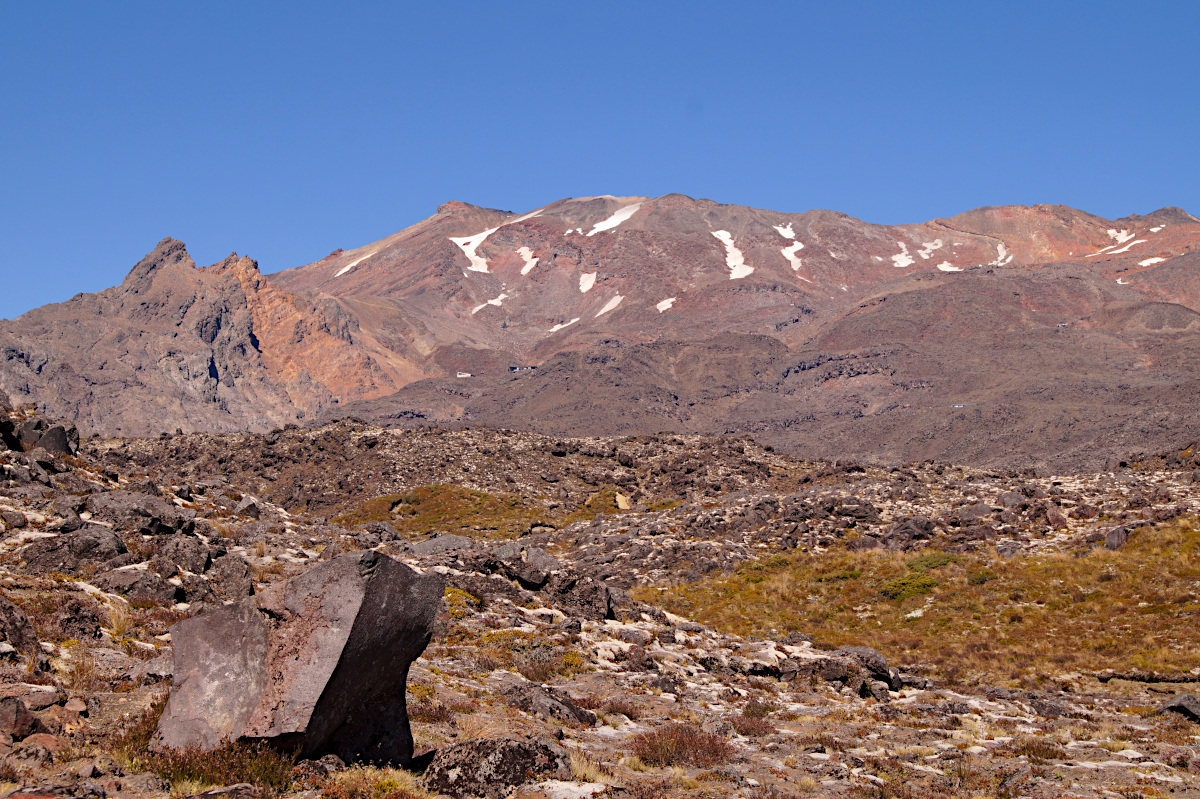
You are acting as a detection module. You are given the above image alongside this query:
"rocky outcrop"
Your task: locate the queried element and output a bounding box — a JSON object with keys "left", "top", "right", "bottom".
{"left": 152, "top": 550, "right": 443, "bottom": 766}
{"left": 21, "top": 525, "right": 128, "bottom": 575}
{"left": 0, "top": 238, "right": 406, "bottom": 438}
{"left": 421, "top": 737, "right": 569, "bottom": 799}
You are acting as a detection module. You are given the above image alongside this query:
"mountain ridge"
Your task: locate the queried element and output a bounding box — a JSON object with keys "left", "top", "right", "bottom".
{"left": 2, "top": 194, "right": 1198, "bottom": 470}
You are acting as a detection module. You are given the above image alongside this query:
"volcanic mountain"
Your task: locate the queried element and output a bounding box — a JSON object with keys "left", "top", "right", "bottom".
{"left": 3, "top": 195, "right": 1199, "bottom": 470}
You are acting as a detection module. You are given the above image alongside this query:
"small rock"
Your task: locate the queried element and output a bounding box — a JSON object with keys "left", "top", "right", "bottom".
{"left": 1160, "top": 693, "right": 1200, "bottom": 723}
{"left": 422, "top": 737, "right": 570, "bottom": 799}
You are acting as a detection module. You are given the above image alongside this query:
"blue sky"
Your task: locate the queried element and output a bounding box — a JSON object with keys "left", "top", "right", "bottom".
{"left": 2, "top": 1, "right": 1197, "bottom": 319}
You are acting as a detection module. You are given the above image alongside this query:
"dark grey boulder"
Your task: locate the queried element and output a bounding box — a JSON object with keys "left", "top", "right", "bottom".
{"left": 92, "top": 569, "right": 181, "bottom": 606}
{"left": 0, "top": 696, "right": 44, "bottom": 740}
{"left": 837, "top": 645, "right": 899, "bottom": 689}
{"left": 0, "top": 387, "right": 11, "bottom": 413}
{"left": 1, "top": 510, "right": 27, "bottom": 529}
{"left": 1105, "top": 526, "right": 1133, "bottom": 550}
{"left": 207, "top": 553, "right": 254, "bottom": 601}
{"left": 36, "top": 424, "right": 77, "bottom": 456}
{"left": 85, "top": 490, "right": 196, "bottom": 536}
{"left": 422, "top": 737, "right": 569, "bottom": 799}
{"left": 1160, "top": 693, "right": 1200, "bottom": 723}
{"left": 489, "top": 543, "right": 561, "bottom": 590}
{"left": 153, "top": 550, "right": 443, "bottom": 766}
{"left": 410, "top": 534, "right": 477, "bottom": 557}
{"left": 543, "top": 572, "right": 613, "bottom": 620}
{"left": 156, "top": 534, "right": 211, "bottom": 574}
{"left": 21, "top": 524, "right": 128, "bottom": 575}
{"left": 496, "top": 675, "right": 596, "bottom": 725}
{"left": 16, "top": 418, "right": 48, "bottom": 451}
{"left": 0, "top": 596, "right": 40, "bottom": 655}
{"left": 885, "top": 516, "right": 935, "bottom": 548}
{"left": 234, "top": 497, "right": 260, "bottom": 519}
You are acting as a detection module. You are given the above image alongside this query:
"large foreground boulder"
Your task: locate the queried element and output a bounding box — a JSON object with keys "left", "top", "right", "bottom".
{"left": 152, "top": 550, "right": 443, "bottom": 766}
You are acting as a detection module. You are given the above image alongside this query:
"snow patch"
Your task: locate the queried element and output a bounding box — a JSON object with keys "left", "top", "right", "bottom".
{"left": 711, "top": 230, "right": 753, "bottom": 279}
{"left": 989, "top": 242, "right": 1014, "bottom": 266}
{"left": 937, "top": 262, "right": 962, "bottom": 272}
{"left": 917, "top": 239, "right": 944, "bottom": 260}
{"left": 891, "top": 242, "right": 915, "bottom": 268}
{"left": 781, "top": 241, "right": 805, "bottom": 271}
{"left": 656, "top": 297, "right": 676, "bottom": 312}
{"left": 773, "top": 222, "right": 795, "bottom": 239}
{"left": 1107, "top": 228, "right": 1135, "bottom": 244}
{"left": 579, "top": 272, "right": 597, "bottom": 293}
{"left": 517, "top": 246, "right": 539, "bottom": 276}
{"left": 548, "top": 318, "right": 580, "bottom": 333}
{"left": 595, "top": 295, "right": 623, "bottom": 317}
{"left": 1085, "top": 244, "right": 1117, "bottom": 258}
{"left": 1138, "top": 257, "right": 1166, "bottom": 267}
{"left": 1108, "top": 238, "right": 1147, "bottom": 255}
{"left": 470, "top": 292, "right": 509, "bottom": 315}
{"left": 1116, "top": 278, "right": 1130, "bottom": 285}
{"left": 587, "top": 202, "right": 644, "bottom": 236}
{"left": 450, "top": 208, "right": 544, "bottom": 273}
{"left": 1150, "top": 225, "right": 1165, "bottom": 233}
{"left": 334, "top": 249, "right": 377, "bottom": 278}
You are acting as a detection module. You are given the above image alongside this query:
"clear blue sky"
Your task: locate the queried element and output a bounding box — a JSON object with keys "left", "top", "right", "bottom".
{"left": 2, "top": 1, "right": 1198, "bottom": 319}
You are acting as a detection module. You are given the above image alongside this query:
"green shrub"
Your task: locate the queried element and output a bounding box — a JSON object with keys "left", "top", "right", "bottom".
{"left": 966, "top": 570, "right": 996, "bottom": 585}
{"left": 880, "top": 573, "right": 938, "bottom": 600}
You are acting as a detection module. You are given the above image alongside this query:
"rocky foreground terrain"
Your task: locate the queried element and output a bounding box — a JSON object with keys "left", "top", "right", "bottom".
{"left": 0, "top": 388, "right": 1199, "bottom": 798}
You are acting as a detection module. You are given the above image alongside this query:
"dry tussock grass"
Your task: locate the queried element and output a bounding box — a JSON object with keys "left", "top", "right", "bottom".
{"left": 636, "top": 516, "right": 1200, "bottom": 684}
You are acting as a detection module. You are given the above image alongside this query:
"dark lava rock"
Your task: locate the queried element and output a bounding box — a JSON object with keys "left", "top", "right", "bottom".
{"left": 92, "top": 569, "right": 181, "bottom": 606}
{"left": 0, "top": 696, "right": 44, "bottom": 740}
{"left": 207, "top": 554, "right": 254, "bottom": 601}
{"left": 0, "top": 596, "right": 39, "bottom": 655}
{"left": 85, "top": 490, "right": 195, "bottom": 536}
{"left": 422, "top": 737, "right": 569, "bottom": 799}
{"left": 1160, "top": 693, "right": 1200, "bottom": 723}
{"left": 156, "top": 534, "right": 212, "bottom": 574}
{"left": 410, "top": 534, "right": 478, "bottom": 557}
{"left": 543, "top": 572, "right": 613, "bottom": 620}
{"left": 496, "top": 676, "right": 597, "bottom": 725}
{"left": 153, "top": 550, "right": 443, "bottom": 766}
{"left": 21, "top": 524, "right": 128, "bottom": 575}
{"left": 36, "top": 424, "right": 78, "bottom": 456}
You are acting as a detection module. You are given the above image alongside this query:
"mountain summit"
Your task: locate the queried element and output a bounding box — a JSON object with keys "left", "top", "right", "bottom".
{"left": 3, "top": 195, "right": 1199, "bottom": 470}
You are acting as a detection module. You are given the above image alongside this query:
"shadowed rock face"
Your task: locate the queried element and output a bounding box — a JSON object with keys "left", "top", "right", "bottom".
{"left": 152, "top": 550, "right": 444, "bottom": 765}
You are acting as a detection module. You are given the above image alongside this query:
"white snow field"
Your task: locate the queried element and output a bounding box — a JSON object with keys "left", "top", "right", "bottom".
{"left": 711, "top": 231, "right": 753, "bottom": 279}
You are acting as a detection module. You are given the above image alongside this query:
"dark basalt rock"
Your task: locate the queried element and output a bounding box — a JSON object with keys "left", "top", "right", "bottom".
{"left": 85, "top": 490, "right": 196, "bottom": 536}
{"left": 421, "top": 737, "right": 569, "bottom": 799}
{"left": 1161, "top": 693, "right": 1200, "bottom": 723}
{"left": 92, "top": 569, "right": 181, "bottom": 606}
{"left": 21, "top": 524, "right": 128, "bottom": 575}
{"left": 0, "top": 597, "right": 40, "bottom": 655}
{"left": 206, "top": 553, "right": 254, "bottom": 601}
{"left": 496, "top": 676, "right": 596, "bottom": 725}
{"left": 153, "top": 550, "right": 443, "bottom": 766}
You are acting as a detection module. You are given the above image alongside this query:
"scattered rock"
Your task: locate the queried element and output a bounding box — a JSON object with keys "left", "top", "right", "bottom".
{"left": 421, "top": 737, "right": 570, "bottom": 799}
{"left": 1161, "top": 693, "right": 1200, "bottom": 723}
{"left": 21, "top": 525, "right": 127, "bottom": 575}
{"left": 496, "top": 677, "right": 597, "bottom": 725}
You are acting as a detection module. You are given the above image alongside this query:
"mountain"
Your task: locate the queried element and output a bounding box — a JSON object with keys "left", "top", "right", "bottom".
{"left": 2, "top": 195, "right": 1199, "bottom": 468}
